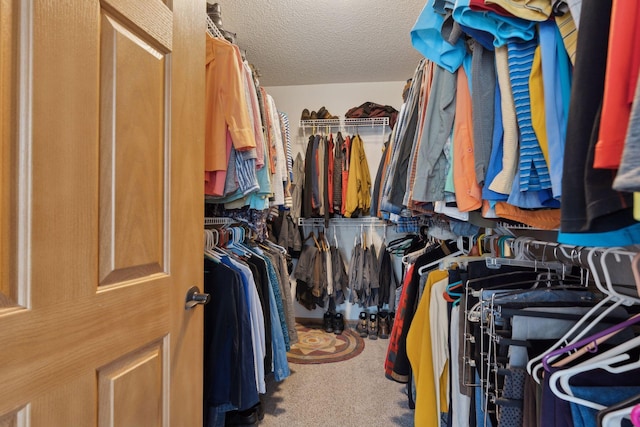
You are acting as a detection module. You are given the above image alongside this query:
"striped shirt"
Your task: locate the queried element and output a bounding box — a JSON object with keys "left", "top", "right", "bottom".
{"left": 507, "top": 38, "right": 551, "bottom": 192}
{"left": 279, "top": 112, "right": 294, "bottom": 180}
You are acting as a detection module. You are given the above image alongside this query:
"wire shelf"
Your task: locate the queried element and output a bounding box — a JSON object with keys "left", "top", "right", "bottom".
{"left": 205, "top": 217, "right": 235, "bottom": 226}
{"left": 206, "top": 15, "right": 224, "bottom": 39}
{"left": 298, "top": 217, "right": 390, "bottom": 227}
{"left": 299, "top": 117, "right": 389, "bottom": 128}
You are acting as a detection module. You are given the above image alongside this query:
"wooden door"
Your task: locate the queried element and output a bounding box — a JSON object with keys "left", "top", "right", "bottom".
{"left": 0, "top": 0, "right": 204, "bottom": 425}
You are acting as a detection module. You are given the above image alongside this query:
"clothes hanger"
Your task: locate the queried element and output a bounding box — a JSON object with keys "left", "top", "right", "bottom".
{"left": 632, "top": 252, "right": 640, "bottom": 300}
{"left": 227, "top": 226, "right": 252, "bottom": 257}
{"left": 204, "top": 229, "right": 223, "bottom": 261}
{"left": 538, "top": 248, "right": 640, "bottom": 370}
{"left": 542, "top": 312, "right": 640, "bottom": 371}
{"left": 631, "top": 403, "right": 640, "bottom": 426}
{"left": 600, "top": 394, "right": 640, "bottom": 427}
{"left": 419, "top": 249, "right": 464, "bottom": 276}
{"left": 262, "top": 240, "right": 287, "bottom": 255}
{"left": 549, "top": 334, "right": 640, "bottom": 411}
{"left": 527, "top": 246, "right": 633, "bottom": 382}
{"left": 554, "top": 354, "right": 640, "bottom": 410}
{"left": 483, "top": 237, "right": 567, "bottom": 274}
{"left": 401, "top": 239, "right": 435, "bottom": 266}
{"left": 599, "top": 247, "right": 640, "bottom": 303}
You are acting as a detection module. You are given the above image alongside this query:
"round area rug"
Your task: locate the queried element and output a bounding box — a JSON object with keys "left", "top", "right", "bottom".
{"left": 286, "top": 323, "right": 365, "bottom": 364}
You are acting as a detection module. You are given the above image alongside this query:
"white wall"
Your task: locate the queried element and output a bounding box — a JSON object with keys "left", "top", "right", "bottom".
{"left": 265, "top": 81, "right": 409, "bottom": 321}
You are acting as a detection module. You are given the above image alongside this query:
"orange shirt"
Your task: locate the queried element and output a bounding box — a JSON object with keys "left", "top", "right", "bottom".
{"left": 205, "top": 36, "right": 256, "bottom": 172}
{"left": 594, "top": 0, "right": 640, "bottom": 169}
{"left": 453, "top": 68, "right": 482, "bottom": 212}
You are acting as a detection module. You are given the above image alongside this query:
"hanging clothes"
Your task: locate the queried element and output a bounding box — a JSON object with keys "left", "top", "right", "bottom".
{"left": 344, "top": 134, "right": 372, "bottom": 217}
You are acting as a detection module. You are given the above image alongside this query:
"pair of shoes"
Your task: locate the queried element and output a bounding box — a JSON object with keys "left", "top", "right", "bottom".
{"left": 301, "top": 108, "right": 320, "bottom": 120}
{"left": 317, "top": 106, "right": 338, "bottom": 119}
{"left": 377, "top": 311, "right": 391, "bottom": 339}
{"left": 323, "top": 311, "right": 345, "bottom": 335}
{"left": 356, "top": 311, "right": 368, "bottom": 337}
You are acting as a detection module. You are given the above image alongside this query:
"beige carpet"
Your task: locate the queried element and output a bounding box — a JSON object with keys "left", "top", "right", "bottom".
{"left": 261, "top": 328, "right": 414, "bottom": 427}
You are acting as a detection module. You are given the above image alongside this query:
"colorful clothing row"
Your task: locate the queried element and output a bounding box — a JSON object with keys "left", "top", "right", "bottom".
{"left": 204, "top": 35, "right": 293, "bottom": 213}
{"left": 385, "top": 251, "right": 640, "bottom": 427}
{"left": 204, "top": 242, "right": 295, "bottom": 426}
{"left": 299, "top": 132, "right": 372, "bottom": 220}
{"left": 375, "top": 0, "right": 640, "bottom": 245}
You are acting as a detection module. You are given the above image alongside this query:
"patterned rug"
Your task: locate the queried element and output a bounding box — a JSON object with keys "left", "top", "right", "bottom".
{"left": 286, "top": 323, "right": 366, "bottom": 364}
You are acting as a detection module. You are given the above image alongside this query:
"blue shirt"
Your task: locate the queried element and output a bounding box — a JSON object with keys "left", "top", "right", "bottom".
{"left": 452, "top": 0, "right": 536, "bottom": 47}
{"left": 540, "top": 20, "right": 572, "bottom": 199}
{"left": 411, "top": 0, "right": 468, "bottom": 73}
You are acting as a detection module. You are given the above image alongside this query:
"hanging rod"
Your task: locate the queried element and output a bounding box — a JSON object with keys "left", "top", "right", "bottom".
{"left": 299, "top": 117, "right": 389, "bottom": 128}
{"left": 298, "top": 217, "right": 390, "bottom": 227}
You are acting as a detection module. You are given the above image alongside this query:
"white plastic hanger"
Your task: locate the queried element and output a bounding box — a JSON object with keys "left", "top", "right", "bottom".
{"left": 600, "top": 247, "right": 640, "bottom": 304}
{"left": 528, "top": 246, "right": 630, "bottom": 383}
{"left": 549, "top": 333, "right": 640, "bottom": 410}
{"left": 549, "top": 352, "right": 638, "bottom": 411}
{"left": 601, "top": 403, "right": 637, "bottom": 427}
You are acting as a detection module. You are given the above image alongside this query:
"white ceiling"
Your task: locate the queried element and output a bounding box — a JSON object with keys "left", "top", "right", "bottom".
{"left": 212, "top": 0, "right": 427, "bottom": 87}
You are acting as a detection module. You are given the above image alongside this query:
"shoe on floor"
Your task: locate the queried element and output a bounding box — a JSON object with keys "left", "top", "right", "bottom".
{"left": 323, "top": 311, "right": 334, "bottom": 333}
{"left": 368, "top": 313, "right": 378, "bottom": 340}
{"left": 377, "top": 311, "right": 390, "bottom": 339}
{"left": 356, "top": 311, "right": 368, "bottom": 337}
{"left": 333, "top": 313, "right": 345, "bottom": 335}
{"left": 225, "top": 408, "right": 258, "bottom": 426}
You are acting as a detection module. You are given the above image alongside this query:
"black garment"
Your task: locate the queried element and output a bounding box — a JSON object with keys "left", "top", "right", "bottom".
{"left": 561, "top": 0, "right": 634, "bottom": 233}
{"left": 371, "top": 135, "right": 391, "bottom": 217}
{"left": 330, "top": 246, "right": 349, "bottom": 305}
{"left": 302, "top": 135, "right": 315, "bottom": 218}
{"left": 323, "top": 136, "right": 331, "bottom": 226}
{"left": 377, "top": 243, "right": 399, "bottom": 310}
{"left": 203, "top": 259, "right": 259, "bottom": 422}
{"left": 333, "top": 133, "right": 344, "bottom": 214}
{"left": 244, "top": 257, "right": 272, "bottom": 375}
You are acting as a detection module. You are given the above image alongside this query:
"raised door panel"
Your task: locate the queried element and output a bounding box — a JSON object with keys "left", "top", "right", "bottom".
{"left": 99, "top": 10, "right": 168, "bottom": 286}
{"left": 0, "top": 0, "right": 21, "bottom": 310}
{"left": 98, "top": 341, "right": 166, "bottom": 427}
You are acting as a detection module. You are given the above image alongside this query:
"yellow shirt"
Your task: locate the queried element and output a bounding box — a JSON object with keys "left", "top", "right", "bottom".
{"left": 406, "top": 270, "right": 449, "bottom": 426}
{"left": 344, "top": 135, "right": 371, "bottom": 217}
{"left": 529, "top": 45, "right": 551, "bottom": 168}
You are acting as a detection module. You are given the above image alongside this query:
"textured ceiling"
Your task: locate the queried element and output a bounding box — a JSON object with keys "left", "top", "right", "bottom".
{"left": 211, "top": 0, "right": 426, "bottom": 86}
